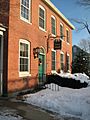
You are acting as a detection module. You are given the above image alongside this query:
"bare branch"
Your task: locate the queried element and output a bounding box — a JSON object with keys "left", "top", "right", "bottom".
{"left": 70, "top": 18, "right": 90, "bottom": 34}
{"left": 78, "top": 39, "right": 90, "bottom": 53}
{"left": 77, "top": 0, "right": 90, "bottom": 7}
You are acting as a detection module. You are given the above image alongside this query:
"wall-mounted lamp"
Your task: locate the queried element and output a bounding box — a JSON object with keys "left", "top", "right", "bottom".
{"left": 33, "top": 47, "right": 40, "bottom": 59}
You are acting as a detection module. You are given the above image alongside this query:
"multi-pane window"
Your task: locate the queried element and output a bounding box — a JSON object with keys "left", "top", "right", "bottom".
{"left": 60, "top": 53, "right": 64, "bottom": 71}
{"left": 39, "top": 5, "right": 45, "bottom": 30}
{"left": 66, "top": 29, "right": 69, "bottom": 43}
{"left": 21, "top": 0, "right": 31, "bottom": 21}
{"left": 51, "top": 50, "right": 56, "bottom": 70}
{"left": 60, "top": 24, "right": 64, "bottom": 40}
{"left": 67, "top": 55, "right": 70, "bottom": 71}
{"left": 19, "top": 40, "right": 30, "bottom": 73}
{"left": 51, "top": 16, "right": 56, "bottom": 35}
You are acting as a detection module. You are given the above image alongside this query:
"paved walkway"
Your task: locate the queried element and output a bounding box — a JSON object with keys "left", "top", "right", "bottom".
{"left": 0, "top": 99, "right": 82, "bottom": 120}
{"left": 0, "top": 99, "right": 56, "bottom": 120}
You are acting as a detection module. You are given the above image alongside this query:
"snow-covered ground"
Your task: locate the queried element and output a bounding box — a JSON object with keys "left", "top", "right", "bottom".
{"left": 0, "top": 107, "right": 23, "bottom": 120}
{"left": 24, "top": 73, "right": 90, "bottom": 120}
{"left": 51, "top": 71, "right": 90, "bottom": 83}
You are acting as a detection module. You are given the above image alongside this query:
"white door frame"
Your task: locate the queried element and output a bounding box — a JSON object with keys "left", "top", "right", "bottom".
{"left": 0, "top": 26, "right": 6, "bottom": 95}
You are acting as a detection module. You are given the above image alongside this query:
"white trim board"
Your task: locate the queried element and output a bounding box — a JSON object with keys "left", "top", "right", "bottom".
{"left": 42, "top": 0, "right": 75, "bottom": 30}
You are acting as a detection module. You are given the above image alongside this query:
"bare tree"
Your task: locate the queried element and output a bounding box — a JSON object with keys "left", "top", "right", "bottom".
{"left": 70, "top": 0, "right": 90, "bottom": 34}
{"left": 77, "top": 0, "right": 90, "bottom": 7}
{"left": 71, "top": 19, "right": 90, "bottom": 35}
{"left": 78, "top": 39, "right": 90, "bottom": 53}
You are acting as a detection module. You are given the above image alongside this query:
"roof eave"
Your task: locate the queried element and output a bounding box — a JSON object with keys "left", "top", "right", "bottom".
{"left": 43, "top": 0, "right": 75, "bottom": 30}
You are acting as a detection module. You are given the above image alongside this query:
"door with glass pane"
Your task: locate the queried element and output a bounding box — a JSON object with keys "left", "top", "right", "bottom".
{"left": 38, "top": 54, "right": 45, "bottom": 83}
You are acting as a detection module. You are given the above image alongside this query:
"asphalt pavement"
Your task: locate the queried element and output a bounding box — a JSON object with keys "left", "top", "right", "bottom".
{"left": 0, "top": 98, "right": 82, "bottom": 120}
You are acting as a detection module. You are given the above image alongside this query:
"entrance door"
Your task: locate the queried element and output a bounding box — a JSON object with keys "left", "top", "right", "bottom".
{"left": 38, "top": 53, "right": 45, "bottom": 83}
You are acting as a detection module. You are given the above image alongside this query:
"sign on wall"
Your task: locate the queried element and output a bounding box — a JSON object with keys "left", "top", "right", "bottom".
{"left": 54, "top": 39, "right": 62, "bottom": 50}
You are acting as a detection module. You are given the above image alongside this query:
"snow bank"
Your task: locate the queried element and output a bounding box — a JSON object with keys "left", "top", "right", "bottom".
{"left": 0, "top": 108, "right": 22, "bottom": 120}
{"left": 24, "top": 84, "right": 90, "bottom": 120}
{"left": 51, "top": 71, "right": 89, "bottom": 84}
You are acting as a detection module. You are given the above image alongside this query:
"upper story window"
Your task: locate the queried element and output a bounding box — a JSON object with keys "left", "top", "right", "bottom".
{"left": 39, "top": 5, "right": 46, "bottom": 30}
{"left": 51, "top": 16, "right": 56, "bottom": 35}
{"left": 51, "top": 50, "right": 56, "bottom": 71}
{"left": 60, "top": 23, "right": 64, "bottom": 40}
{"left": 60, "top": 52, "right": 64, "bottom": 71}
{"left": 20, "top": 0, "right": 31, "bottom": 22}
{"left": 19, "top": 39, "right": 30, "bottom": 77}
{"left": 66, "top": 29, "right": 70, "bottom": 43}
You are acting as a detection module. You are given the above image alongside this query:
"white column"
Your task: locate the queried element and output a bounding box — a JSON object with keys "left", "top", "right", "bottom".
{"left": 0, "top": 26, "right": 6, "bottom": 95}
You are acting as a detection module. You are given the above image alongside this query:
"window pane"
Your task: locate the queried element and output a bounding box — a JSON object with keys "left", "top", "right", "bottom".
{"left": 67, "top": 56, "right": 70, "bottom": 71}
{"left": 39, "top": 18, "right": 44, "bottom": 29}
{"left": 61, "top": 54, "right": 63, "bottom": 61}
{"left": 51, "top": 17, "right": 56, "bottom": 35}
{"left": 60, "top": 54, "right": 64, "bottom": 70}
{"left": 66, "top": 30, "right": 69, "bottom": 43}
{"left": 61, "top": 62, "right": 63, "bottom": 70}
{"left": 21, "top": 0, "right": 30, "bottom": 21}
{"left": 20, "top": 65, "right": 24, "bottom": 71}
{"left": 39, "top": 7, "right": 45, "bottom": 29}
{"left": 24, "top": 65, "right": 28, "bottom": 71}
{"left": 39, "top": 8, "right": 44, "bottom": 18}
{"left": 20, "top": 58, "right": 24, "bottom": 65}
{"left": 19, "top": 41, "right": 29, "bottom": 72}
{"left": 52, "top": 51, "right": 56, "bottom": 70}
{"left": 60, "top": 25, "right": 63, "bottom": 39}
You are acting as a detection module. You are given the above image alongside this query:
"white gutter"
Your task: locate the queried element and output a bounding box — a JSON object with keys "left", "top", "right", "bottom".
{"left": 43, "top": 0, "right": 75, "bottom": 30}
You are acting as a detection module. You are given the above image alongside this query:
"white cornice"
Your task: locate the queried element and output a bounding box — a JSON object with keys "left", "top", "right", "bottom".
{"left": 42, "top": 0, "right": 75, "bottom": 30}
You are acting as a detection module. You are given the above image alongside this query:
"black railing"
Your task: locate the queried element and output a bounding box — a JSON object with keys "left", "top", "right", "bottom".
{"left": 38, "top": 73, "right": 46, "bottom": 85}
{"left": 38, "top": 73, "right": 61, "bottom": 91}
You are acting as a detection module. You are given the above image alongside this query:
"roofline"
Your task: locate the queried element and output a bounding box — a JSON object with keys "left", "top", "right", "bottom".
{"left": 42, "top": 0, "right": 75, "bottom": 30}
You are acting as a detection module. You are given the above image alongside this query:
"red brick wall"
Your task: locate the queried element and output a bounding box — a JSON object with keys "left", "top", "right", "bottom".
{"left": 7, "top": 0, "right": 73, "bottom": 92}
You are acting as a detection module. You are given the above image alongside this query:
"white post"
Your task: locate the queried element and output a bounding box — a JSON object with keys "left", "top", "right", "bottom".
{"left": 0, "top": 35, "right": 3, "bottom": 95}
{"left": 0, "top": 25, "right": 6, "bottom": 95}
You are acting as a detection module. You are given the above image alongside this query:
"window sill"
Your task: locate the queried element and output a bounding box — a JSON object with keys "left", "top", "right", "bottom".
{"left": 20, "top": 17, "right": 32, "bottom": 25}
{"left": 51, "top": 34, "right": 56, "bottom": 37}
{"left": 51, "top": 70, "right": 56, "bottom": 74}
{"left": 67, "top": 42, "right": 70, "bottom": 45}
{"left": 19, "top": 72, "right": 31, "bottom": 77}
{"left": 60, "top": 38, "right": 64, "bottom": 41}
{"left": 39, "top": 26, "right": 47, "bottom": 32}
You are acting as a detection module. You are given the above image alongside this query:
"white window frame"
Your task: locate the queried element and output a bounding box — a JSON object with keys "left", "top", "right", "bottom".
{"left": 60, "top": 23, "right": 64, "bottom": 40}
{"left": 51, "top": 49, "right": 56, "bottom": 71}
{"left": 20, "top": 0, "right": 31, "bottom": 23}
{"left": 60, "top": 51, "right": 64, "bottom": 72}
{"left": 39, "top": 5, "right": 46, "bottom": 31}
{"left": 19, "top": 39, "right": 31, "bottom": 77}
{"left": 51, "top": 15, "right": 56, "bottom": 36}
{"left": 66, "top": 28, "right": 70, "bottom": 44}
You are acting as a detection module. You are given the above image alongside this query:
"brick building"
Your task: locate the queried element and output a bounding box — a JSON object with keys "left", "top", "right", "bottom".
{"left": 0, "top": 0, "right": 75, "bottom": 96}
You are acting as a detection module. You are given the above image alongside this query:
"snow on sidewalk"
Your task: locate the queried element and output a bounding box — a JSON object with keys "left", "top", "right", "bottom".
{"left": 24, "top": 73, "right": 90, "bottom": 120}
{"left": 0, "top": 108, "right": 23, "bottom": 120}
{"left": 25, "top": 86, "right": 90, "bottom": 120}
